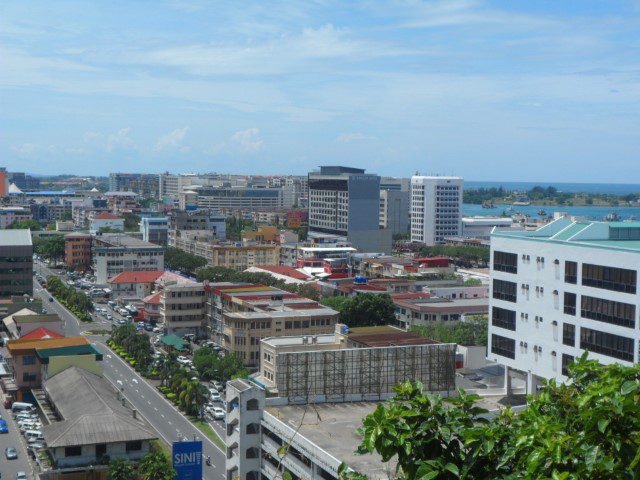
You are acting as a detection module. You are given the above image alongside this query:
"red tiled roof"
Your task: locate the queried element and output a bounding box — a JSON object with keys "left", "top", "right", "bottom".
{"left": 108, "top": 270, "right": 165, "bottom": 284}
{"left": 391, "top": 293, "right": 435, "bottom": 300}
{"left": 142, "top": 292, "right": 162, "bottom": 305}
{"left": 256, "top": 266, "right": 311, "bottom": 280}
{"left": 92, "top": 212, "right": 123, "bottom": 220}
{"left": 20, "top": 328, "right": 64, "bottom": 340}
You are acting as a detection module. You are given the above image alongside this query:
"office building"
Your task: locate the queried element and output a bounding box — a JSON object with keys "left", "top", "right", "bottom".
{"left": 308, "top": 166, "right": 391, "bottom": 252}
{"left": 488, "top": 218, "right": 640, "bottom": 393}
{"left": 64, "top": 233, "right": 92, "bottom": 271}
{"left": 161, "top": 282, "right": 206, "bottom": 337}
{"left": 186, "top": 186, "right": 294, "bottom": 211}
{"left": 92, "top": 234, "right": 164, "bottom": 284}
{"left": 379, "top": 189, "right": 409, "bottom": 235}
{"left": 0, "top": 229, "right": 33, "bottom": 298}
{"left": 167, "top": 209, "right": 226, "bottom": 246}
{"left": 140, "top": 216, "right": 169, "bottom": 245}
{"left": 410, "top": 176, "right": 463, "bottom": 246}
{"left": 105, "top": 191, "right": 140, "bottom": 213}
{"left": 89, "top": 212, "right": 124, "bottom": 234}
{"left": 109, "top": 173, "right": 160, "bottom": 198}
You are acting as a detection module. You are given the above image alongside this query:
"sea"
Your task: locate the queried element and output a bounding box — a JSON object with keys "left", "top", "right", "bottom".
{"left": 463, "top": 181, "right": 640, "bottom": 221}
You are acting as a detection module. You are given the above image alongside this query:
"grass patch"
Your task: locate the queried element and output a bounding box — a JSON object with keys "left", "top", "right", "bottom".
{"left": 189, "top": 416, "right": 226, "bottom": 451}
{"left": 151, "top": 439, "right": 172, "bottom": 462}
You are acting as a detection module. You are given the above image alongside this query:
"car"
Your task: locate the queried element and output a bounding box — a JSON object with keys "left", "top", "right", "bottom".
{"left": 106, "top": 314, "right": 113, "bottom": 320}
{"left": 209, "top": 392, "right": 221, "bottom": 402}
{"left": 49, "top": 297, "right": 54, "bottom": 302}
{"left": 5, "top": 446, "right": 18, "bottom": 459}
{"left": 118, "top": 319, "right": 127, "bottom": 325}
{"left": 209, "top": 406, "right": 225, "bottom": 420}
{"left": 210, "top": 381, "right": 223, "bottom": 391}
{"left": 16, "top": 472, "right": 27, "bottom": 479}
{"left": 176, "top": 356, "right": 189, "bottom": 365}
{"left": 0, "top": 419, "right": 8, "bottom": 433}
{"left": 144, "top": 323, "right": 153, "bottom": 331}
{"left": 152, "top": 327, "right": 162, "bottom": 333}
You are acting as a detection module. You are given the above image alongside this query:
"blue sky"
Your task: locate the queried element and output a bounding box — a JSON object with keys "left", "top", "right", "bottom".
{"left": 1, "top": 1, "right": 639, "bottom": 181}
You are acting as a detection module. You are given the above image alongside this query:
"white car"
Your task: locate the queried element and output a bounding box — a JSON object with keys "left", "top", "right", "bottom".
{"left": 208, "top": 406, "right": 225, "bottom": 420}
{"left": 176, "top": 356, "right": 190, "bottom": 365}
{"left": 209, "top": 392, "right": 221, "bottom": 402}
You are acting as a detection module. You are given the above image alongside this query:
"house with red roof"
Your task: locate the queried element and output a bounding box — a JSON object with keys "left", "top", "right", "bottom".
{"left": 141, "top": 291, "right": 162, "bottom": 324}
{"left": 107, "top": 270, "right": 165, "bottom": 299}
{"left": 20, "top": 327, "right": 64, "bottom": 340}
{"left": 89, "top": 212, "right": 124, "bottom": 234}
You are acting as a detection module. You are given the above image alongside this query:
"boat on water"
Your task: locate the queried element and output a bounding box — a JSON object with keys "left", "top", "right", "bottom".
{"left": 537, "top": 209, "right": 547, "bottom": 216}
{"left": 605, "top": 212, "right": 621, "bottom": 222}
{"left": 513, "top": 201, "right": 531, "bottom": 206}
{"left": 482, "top": 201, "right": 495, "bottom": 209}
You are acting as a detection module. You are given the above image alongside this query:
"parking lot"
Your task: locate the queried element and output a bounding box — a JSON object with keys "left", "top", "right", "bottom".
{"left": 0, "top": 396, "right": 39, "bottom": 480}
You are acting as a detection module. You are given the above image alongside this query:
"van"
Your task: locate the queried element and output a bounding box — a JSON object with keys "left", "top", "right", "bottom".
{"left": 12, "top": 402, "right": 35, "bottom": 413}
{"left": 25, "top": 430, "right": 44, "bottom": 442}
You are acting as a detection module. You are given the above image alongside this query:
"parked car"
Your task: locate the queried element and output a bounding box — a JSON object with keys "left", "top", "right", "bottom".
{"left": 176, "top": 356, "right": 190, "bottom": 365}
{"left": 208, "top": 406, "right": 225, "bottom": 420}
{"left": 209, "top": 392, "right": 221, "bottom": 402}
{"left": 0, "top": 419, "right": 8, "bottom": 433}
{"left": 49, "top": 297, "right": 54, "bottom": 302}
{"left": 144, "top": 323, "right": 153, "bottom": 332}
{"left": 16, "top": 471, "right": 28, "bottom": 479}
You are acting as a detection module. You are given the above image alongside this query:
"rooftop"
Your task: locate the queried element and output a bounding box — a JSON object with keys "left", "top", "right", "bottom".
{"left": 266, "top": 402, "right": 396, "bottom": 479}
{"left": 92, "top": 212, "right": 123, "bottom": 220}
{"left": 492, "top": 218, "right": 640, "bottom": 253}
{"left": 94, "top": 233, "right": 162, "bottom": 249}
{"left": 262, "top": 333, "right": 338, "bottom": 347}
{"left": 108, "top": 270, "right": 165, "bottom": 284}
{"left": 347, "top": 326, "right": 440, "bottom": 347}
{"left": 251, "top": 265, "right": 311, "bottom": 281}
{"left": 36, "top": 343, "right": 103, "bottom": 362}
{"left": 43, "top": 367, "right": 156, "bottom": 448}
{"left": 20, "top": 328, "right": 63, "bottom": 340}
{"left": 7, "top": 336, "right": 89, "bottom": 354}
{"left": 0, "top": 229, "right": 32, "bottom": 247}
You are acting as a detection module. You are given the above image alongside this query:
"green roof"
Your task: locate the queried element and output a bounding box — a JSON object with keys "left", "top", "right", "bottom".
{"left": 160, "top": 333, "right": 188, "bottom": 351}
{"left": 36, "top": 344, "right": 103, "bottom": 363}
{"left": 552, "top": 222, "right": 590, "bottom": 240}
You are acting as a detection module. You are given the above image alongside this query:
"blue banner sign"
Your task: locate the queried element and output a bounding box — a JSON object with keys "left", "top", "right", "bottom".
{"left": 173, "top": 441, "right": 203, "bottom": 480}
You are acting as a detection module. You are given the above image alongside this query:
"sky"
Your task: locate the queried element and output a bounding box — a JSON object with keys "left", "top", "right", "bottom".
{"left": 1, "top": 1, "right": 640, "bottom": 181}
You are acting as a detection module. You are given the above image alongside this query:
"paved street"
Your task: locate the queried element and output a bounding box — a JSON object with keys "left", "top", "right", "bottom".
{"left": 0, "top": 400, "right": 34, "bottom": 479}
{"left": 32, "top": 264, "right": 227, "bottom": 480}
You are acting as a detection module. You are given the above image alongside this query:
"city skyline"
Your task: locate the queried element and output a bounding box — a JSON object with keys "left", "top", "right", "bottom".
{"left": 2, "top": 1, "right": 640, "bottom": 181}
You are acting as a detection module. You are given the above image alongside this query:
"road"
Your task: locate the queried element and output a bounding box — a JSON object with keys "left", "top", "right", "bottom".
{"left": 0, "top": 400, "right": 33, "bottom": 479}
{"left": 33, "top": 264, "right": 227, "bottom": 480}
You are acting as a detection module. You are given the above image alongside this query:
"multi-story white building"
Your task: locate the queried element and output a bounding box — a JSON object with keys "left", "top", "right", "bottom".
{"left": 140, "top": 217, "right": 168, "bottom": 245}
{"left": 161, "top": 282, "right": 206, "bottom": 337}
{"left": 92, "top": 234, "right": 164, "bottom": 284}
{"left": 410, "top": 176, "right": 463, "bottom": 246}
{"left": 488, "top": 218, "right": 640, "bottom": 393}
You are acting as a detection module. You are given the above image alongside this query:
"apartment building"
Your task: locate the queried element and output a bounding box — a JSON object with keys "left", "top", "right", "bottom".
{"left": 105, "top": 191, "right": 139, "bottom": 213}
{"left": 168, "top": 209, "right": 226, "bottom": 246}
{"left": 392, "top": 292, "right": 489, "bottom": 328}
{"left": 410, "top": 176, "right": 463, "bottom": 246}
{"left": 109, "top": 172, "right": 160, "bottom": 198}
{"left": 89, "top": 212, "right": 124, "bottom": 234}
{"left": 206, "top": 283, "right": 339, "bottom": 365}
{"left": 488, "top": 218, "right": 640, "bottom": 392}
{"left": 188, "top": 186, "right": 294, "bottom": 211}
{"left": 0, "top": 229, "right": 33, "bottom": 298}
{"left": 64, "top": 233, "right": 92, "bottom": 271}
{"left": 92, "top": 234, "right": 164, "bottom": 284}
{"left": 308, "top": 166, "right": 391, "bottom": 252}
{"left": 0, "top": 206, "right": 32, "bottom": 229}
{"left": 161, "top": 282, "right": 206, "bottom": 337}
{"left": 140, "top": 216, "right": 169, "bottom": 245}
{"left": 180, "top": 240, "right": 280, "bottom": 271}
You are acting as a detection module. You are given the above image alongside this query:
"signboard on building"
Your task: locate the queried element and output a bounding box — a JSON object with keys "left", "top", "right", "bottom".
{"left": 173, "top": 441, "right": 203, "bottom": 480}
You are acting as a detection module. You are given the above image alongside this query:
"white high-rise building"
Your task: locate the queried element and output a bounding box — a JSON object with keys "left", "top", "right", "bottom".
{"left": 410, "top": 176, "right": 463, "bottom": 246}
{"left": 489, "top": 218, "right": 640, "bottom": 393}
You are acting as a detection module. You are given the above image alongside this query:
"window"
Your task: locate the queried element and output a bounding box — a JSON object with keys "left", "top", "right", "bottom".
{"left": 491, "top": 334, "right": 515, "bottom": 359}
{"left": 491, "top": 306, "right": 516, "bottom": 331}
{"left": 561, "top": 353, "right": 574, "bottom": 376}
{"left": 22, "top": 372, "right": 37, "bottom": 382}
{"left": 96, "top": 444, "right": 107, "bottom": 457}
{"left": 22, "top": 355, "right": 36, "bottom": 366}
{"left": 246, "top": 423, "right": 260, "bottom": 434}
{"left": 65, "top": 446, "right": 82, "bottom": 457}
{"left": 564, "top": 292, "right": 576, "bottom": 315}
{"left": 582, "top": 263, "right": 637, "bottom": 294}
{"left": 246, "top": 399, "right": 259, "bottom": 411}
{"left": 246, "top": 447, "right": 260, "bottom": 459}
{"left": 564, "top": 261, "right": 577, "bottom": 284}
{"left": 562, "top": 323, "right": 575, "bottom": 347}
{"left": 493, "top": 251, "right": 518, "bottom": 274}
{"left": 580, "top": 295, "right": 635, "bottom": 328}
{"left": 492, "top": 279, "right": 517, "bottom": 303}
{"left": 126, "top": 441, "right": 142, "bottom": 452}
{"left": 580, "top": 327, "right": 634, "bottom": 362}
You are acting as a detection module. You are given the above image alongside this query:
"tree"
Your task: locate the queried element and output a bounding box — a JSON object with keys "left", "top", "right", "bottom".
{"left": 36, "top": 235, "right": 65, "bottom": 260}
{"left": 8, "top": 219, "right": 41, "bottom": 231}
{"left": 411, "top": 316, "right": 488, "bottom": 346}
{"left": 108, "top": 457, "right": 135, "bottom": 480}
{"left": 164, "top": 246, "right": 207, "bottom": 275}
{"left": 137, "top": 451, "right": 177, "bottom": 480}
{"left": 343, "top": 353, "right": 640, "bottom": 480}
{"left": 320, "top": 296, "right": 349, "bottom": 312}
{"left": 124, "top": 213, "right": 141, "bottom": 231}
{"left": 321, "top": 293, "right": 396, "bottom": 327}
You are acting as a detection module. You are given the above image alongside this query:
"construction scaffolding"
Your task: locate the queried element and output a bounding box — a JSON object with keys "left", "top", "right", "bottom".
{"left": 276, "top": 343, "right": 456, "bottom": 403}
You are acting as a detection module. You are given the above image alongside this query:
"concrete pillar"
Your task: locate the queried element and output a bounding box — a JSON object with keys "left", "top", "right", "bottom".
{"left": 504, "top": 366, "right": 512, "bottom": 396}
{"left": 526, "top": 371, "right": 534, "bottom": 396}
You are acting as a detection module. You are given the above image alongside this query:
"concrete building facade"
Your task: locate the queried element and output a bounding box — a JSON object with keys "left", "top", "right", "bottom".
{"left": 410, "top": 176, "right": 463, "bottom": 246}
{"left": 0, "top": 229, "right": 33, "bottom": 298}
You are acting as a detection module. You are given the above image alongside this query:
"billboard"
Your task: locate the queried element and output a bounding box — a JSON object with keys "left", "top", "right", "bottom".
{"left": 173, "top": 441, "right": 203, "bottom": 480}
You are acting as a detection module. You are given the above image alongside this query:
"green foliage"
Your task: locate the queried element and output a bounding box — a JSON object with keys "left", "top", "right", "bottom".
{"left": 108, "top": 457, "right": 136, "bottom": 480}
{"left": 411, "top": 317, "right": 487, "bottom": 346}
{"left": 137, "top": 450, "right": 177, "bottom": 480}
{"left": 98, "top": 226, "right": 122, "bottom": 234}
{"left": 124, "top": 213, "right": 141, "bottom": 231}
{"left": 8, "top": 219, "right": 41, "bottom": 230}
{"left": 196, "top": 266, "right": 320, "bottom": 300}
{"left": 226, "top": 216, "right": 256, "bottom": 241}
{"left": 46, "top": 275, "right": 93, "bottom": 320}
{"left": 34, "top": 235, "right": 65, "bottom": 260}
{"left": 164, "top": 246, "right": 207, "bottom": 275}
{"left": 345, "top": 353, "right": 640, "bottom": 479}
{"left": 110, "top": 324, "right": 155, "bottom": 373}
{"left": 463, "top": 277, "right": 482, "bottom": 286}
{"left": 193, "top": 347, "right": 249, "bottom": 382}
{"left": 321, "top": 293, "right": 396, "bottom": 327}
{"left": 420, "top": 245, "right": 489, "bottom": 264}
{"left": 167, "top": 369, "right": 209, "bottom": 416}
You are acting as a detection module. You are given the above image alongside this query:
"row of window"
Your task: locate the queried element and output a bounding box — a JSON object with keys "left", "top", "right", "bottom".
{"left": 493, "top": 251, "right": 518, "bottom": 274}
{"left": 492, "top": 279, "right": 517, "bottom": 302}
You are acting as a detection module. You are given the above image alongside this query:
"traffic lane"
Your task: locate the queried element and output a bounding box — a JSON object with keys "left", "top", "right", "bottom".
{"left": 98, "top": 344, "right": 226, "bottom": 480}
{"left": 32, "top": 280, "right": 80, "bottom": 336}
{"left": 0, "top": 401, "right": 34, "bottom": 479}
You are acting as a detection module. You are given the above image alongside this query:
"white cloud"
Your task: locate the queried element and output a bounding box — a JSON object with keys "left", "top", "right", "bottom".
{"left": 155, "top": 126, "right": 191, "bottom": 152}
{"left": 337, "top": 132, "right": 374, "bottom": 142}
{"left": 230, "top": 128, "right": 264, "bottom": 152}
{"left": 107, "top": 127, "right": 135, "bottom": 152}
{"left": 10, "top": 143, "right": 38, "bottom": 156}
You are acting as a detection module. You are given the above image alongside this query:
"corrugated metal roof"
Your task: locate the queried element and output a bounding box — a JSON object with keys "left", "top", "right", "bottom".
{"left": 0, "top": 229, "right": 32, "bottom": 246}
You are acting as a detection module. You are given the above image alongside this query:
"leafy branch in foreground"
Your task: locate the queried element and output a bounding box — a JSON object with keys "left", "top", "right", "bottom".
{"left": 341, "top": 352, "right": 640, "bottom": 480}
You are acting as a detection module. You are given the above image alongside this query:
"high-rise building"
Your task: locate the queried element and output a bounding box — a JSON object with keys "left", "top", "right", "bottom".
{"left": 308, "top": 166, "right": 391, "bottom": 252}
{"left": 488, "top": 218, "right": 640, "bottom": 393}
{"left": 0, "top": 229, "right": 33, "bottom": 297}
{"left": 140, "top": 217, "right": 169, "bottom": 245}
{"left": 410, "top": 176, "right": 463, "bottom": 246}
{"left": 108, "top": 173, "right": 160, "bottom": 198}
